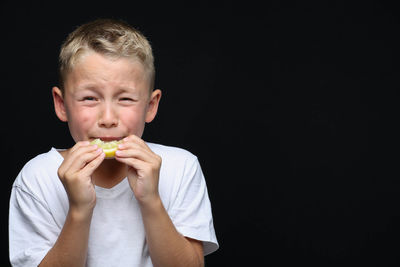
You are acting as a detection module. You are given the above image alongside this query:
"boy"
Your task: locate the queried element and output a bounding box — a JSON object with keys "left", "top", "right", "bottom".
{"left": 9, "top": 19, "right": 218, "bottom": 266}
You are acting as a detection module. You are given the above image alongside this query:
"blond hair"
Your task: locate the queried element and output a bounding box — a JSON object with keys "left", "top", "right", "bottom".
{"left": 59, "top": 19, "right": 154, "bottom": 92}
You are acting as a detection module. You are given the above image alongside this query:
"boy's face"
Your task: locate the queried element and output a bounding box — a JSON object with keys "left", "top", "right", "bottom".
{"left": 52, "top": 52, "right": 161, "bottom": 143}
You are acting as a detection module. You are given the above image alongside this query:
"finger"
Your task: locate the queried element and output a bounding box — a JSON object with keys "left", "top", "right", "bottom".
{"left": 61, "top": 142, "right": 97, "bottom": 171}
{"left": 116, "top": 154, "right": 160, "bottom": 178}
{"left": 116, "top": 139, "right": 155, "bottom": 161}
{"left": 62, "top": 146, "right": 103, "bottom": 176}
{"left": 80, "top": 150, "right": 106, "bottom": 178}
{"left": 114, "top": 156, "right": 143, "bottom": 170}
{"left": 62, "top": 147, "right": 99, "bottom": 175}
{"left": 122, "top": 135, "right": 149, "bottom": 150}
{"left": 115, "top": 146, "right": 154, "bottom": 162}
{"left": 69, "top": 140, "right": 91, "bottom": 154}
{"left": 69, "top": 147, "right": 104, "bottom": 172}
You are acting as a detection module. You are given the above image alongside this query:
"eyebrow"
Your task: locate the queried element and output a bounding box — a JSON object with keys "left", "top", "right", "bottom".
{"left": 76, "top": 84, "right": 137, "bottom": 93}
{"left": 73, "top": 82, "right": 99, "bottom": 91}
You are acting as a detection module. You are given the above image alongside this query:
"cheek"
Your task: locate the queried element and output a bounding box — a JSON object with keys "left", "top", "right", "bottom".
{"left": 120, "top": 107, "right": 147, "bottom": 133}
{"left": 69, "top": 108, "right": 95, "bottom": 124}
{"left": 67, "top": 107, "right": 96, "bottom": 135}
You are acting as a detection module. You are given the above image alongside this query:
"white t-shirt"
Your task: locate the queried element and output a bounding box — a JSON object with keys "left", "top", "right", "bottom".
{"left": 9, "top": 143, "right": 218, "bottom": 267}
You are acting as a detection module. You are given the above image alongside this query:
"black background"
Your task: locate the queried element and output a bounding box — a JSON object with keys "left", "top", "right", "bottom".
{"left": 1, "top": 0, "right": 398, "bottom": 266}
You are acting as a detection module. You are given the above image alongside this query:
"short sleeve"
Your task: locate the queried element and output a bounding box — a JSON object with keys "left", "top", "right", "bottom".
{"left": 168, "top": 157, "right": 219, "bottom": 255}
{"left": 9, "top": 185, "right": 59, "bottom": 267}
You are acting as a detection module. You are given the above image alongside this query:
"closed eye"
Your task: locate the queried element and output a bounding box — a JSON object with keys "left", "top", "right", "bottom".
{"left": 82, "top": 96, "right": 97, "bottom": 101}
{"left": 120, "top": 97, "right": 137, "bottom": 102}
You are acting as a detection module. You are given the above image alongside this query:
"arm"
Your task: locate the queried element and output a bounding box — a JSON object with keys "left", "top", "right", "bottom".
{"left": 116, "top": 135, "right": 204, "bottom": 267}
{"left": 140, "top": 197, "right": 204, "bottom": 267}
{"left": 38, "top": 209, "right": 92, "bottom": 267}
{"left": 39, "top": 142, "right": 104, "bottom": 267}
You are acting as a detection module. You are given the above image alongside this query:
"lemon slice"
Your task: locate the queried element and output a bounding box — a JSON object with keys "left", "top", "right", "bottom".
{"left": 90, "top": 139, "right": 122, "bottom": 158}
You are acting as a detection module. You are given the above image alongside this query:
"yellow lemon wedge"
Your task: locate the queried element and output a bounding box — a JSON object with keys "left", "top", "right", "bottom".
{"left": 90, "top": 139, "right": 122, "bottom": 158}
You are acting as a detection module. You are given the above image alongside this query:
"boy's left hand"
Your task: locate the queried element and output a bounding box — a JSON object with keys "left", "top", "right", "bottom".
{"left": 115, "top": 135, "right": 162, "bottom": 204}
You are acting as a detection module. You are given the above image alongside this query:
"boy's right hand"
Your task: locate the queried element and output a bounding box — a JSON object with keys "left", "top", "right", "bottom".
{"left": 57, "top": 141, "right": 105, "bottom": 217}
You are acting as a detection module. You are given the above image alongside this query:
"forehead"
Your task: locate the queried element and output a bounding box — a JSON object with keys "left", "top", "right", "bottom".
{"left": 64, "top": 51, "right": 150, "bottom": 93}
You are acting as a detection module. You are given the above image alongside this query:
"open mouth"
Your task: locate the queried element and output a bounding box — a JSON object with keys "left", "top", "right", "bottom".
{"left": 96, "top": 137, "right": 123, "bottom": 142}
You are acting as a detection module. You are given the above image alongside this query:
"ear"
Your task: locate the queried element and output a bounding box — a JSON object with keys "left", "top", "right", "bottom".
{"left": 145, "top": 89, "right": 162, "bottom": 123}
{"left": 52, "top": 86, "right": 68, "bottom": 122}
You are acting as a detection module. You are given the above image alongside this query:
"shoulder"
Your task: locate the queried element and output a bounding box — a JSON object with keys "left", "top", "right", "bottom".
{"left": 13, "top": 148, "right": 63, "bottom": 194}
{"left": 146, "top": 142, "right": 203, "bottom": 188}
{"left": 147, "top": 142, "right": 198, "bottom": 166}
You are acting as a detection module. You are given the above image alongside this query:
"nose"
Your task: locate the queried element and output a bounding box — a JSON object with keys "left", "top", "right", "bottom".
{"left": 98, "top": 102, "right": 118, "bottom": 128}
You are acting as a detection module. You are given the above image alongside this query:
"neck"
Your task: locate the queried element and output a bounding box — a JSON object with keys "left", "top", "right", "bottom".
{"left": 93, "top": 159, "right": 127, "bottom": 188}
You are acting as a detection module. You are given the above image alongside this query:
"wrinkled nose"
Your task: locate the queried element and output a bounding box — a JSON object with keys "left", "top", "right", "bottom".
{"left": 98, "top": 102, "right": 118, "bottom": 128}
